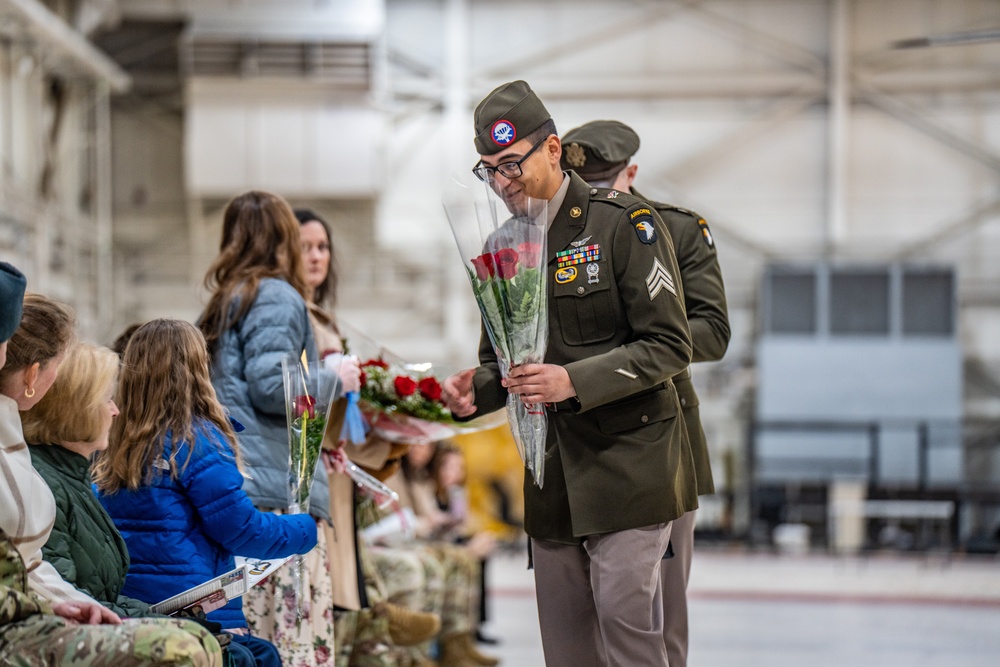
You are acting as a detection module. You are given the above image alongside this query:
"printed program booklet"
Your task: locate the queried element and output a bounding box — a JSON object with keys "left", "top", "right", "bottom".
{"left": 149, "top": 556, "right": 291, "bottom": 616}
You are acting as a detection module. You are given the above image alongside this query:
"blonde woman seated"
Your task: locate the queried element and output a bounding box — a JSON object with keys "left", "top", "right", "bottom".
{"left": 22, "top": 341, "right": 155, "bottom": 618}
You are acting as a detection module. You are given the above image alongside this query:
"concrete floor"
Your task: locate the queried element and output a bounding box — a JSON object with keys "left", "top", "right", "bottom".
{"left": 480, "top": 546, "right": 1000, "bottom": 666}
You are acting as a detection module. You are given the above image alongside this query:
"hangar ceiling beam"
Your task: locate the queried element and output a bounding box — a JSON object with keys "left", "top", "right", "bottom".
{"left": 859, "top": 84, "right": 1000, "bottom": 176}
{"left": 477, "top": 0, "right": 693, "bottom": 82}
{"left": 660, "top": 90, "right": 822, "bottom": 185}
{"left": 890, "top": 195, "right": 1000, "bottom": 261}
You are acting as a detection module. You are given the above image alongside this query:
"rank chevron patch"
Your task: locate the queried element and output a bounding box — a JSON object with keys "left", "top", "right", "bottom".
{"left": 645, "top": 257, "right": 677, "bottom": 300}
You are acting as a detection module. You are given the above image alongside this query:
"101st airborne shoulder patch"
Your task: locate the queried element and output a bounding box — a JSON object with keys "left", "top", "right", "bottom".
{"left": 630, "top": 207, "right": 657, "bottom": 244}
{"left": 698, "top": 218, "right": 715, "bottom": 248}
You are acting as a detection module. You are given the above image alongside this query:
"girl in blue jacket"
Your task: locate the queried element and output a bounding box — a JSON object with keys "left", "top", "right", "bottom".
{"left": 95, "top": 319, "right": 318, "bottom": 667}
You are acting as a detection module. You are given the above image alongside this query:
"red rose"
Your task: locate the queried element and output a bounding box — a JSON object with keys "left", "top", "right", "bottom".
{"left": 359, "top": 370, "right": 367, "bottom": 387}
{"left": 517, "top": 242, "right": 543, "bottom": 268}
{"left": 494, "top": 247, "right": 520, "bottom": 279}
{"left": 471, "top": 253, "right": 495, "bottom": 280}
{"left": 363, "top": 358, "right": 389, "bottom": 369}
{"left": 394, "top": 375, "right": 418, "bottom": 397}
{"left": 418, "top": 377, "right": 442, "bottom": 401}
{"left": 294, "top": 395, "right": 316, "bottom": 419}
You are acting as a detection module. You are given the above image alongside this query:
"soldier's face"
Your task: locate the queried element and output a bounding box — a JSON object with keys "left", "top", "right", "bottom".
{"left": 480, "top": 135, "right": 561, "bottom": 215}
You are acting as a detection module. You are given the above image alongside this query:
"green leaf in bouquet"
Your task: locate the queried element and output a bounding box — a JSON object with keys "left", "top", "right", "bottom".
{"left": 289, "top": 412, "right": 326, "bottom": 507}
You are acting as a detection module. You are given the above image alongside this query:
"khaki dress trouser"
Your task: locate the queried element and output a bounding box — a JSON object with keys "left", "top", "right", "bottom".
{"left": 660, "top": 509, "right": 696, "bottom": 667}
{"left": 531, "top": 521, "right": 673, "bottom": 667}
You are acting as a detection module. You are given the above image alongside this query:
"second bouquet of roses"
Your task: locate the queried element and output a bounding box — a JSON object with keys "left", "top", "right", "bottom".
{"left": 358, "top": 357, "right": 462, "bottom": 444}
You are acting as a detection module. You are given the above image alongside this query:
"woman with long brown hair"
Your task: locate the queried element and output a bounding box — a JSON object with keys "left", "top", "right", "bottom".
{"left": 293, "top": 208, "right": 448, "bottom": 664}
{"left": 95, "top": 319, "right": 316, "bottom": 667}
{"left": 197, "top": 191, "right": 340, "bottom": 667}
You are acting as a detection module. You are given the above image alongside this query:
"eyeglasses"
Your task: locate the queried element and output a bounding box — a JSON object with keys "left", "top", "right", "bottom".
{"left": 472, "top": 136, "right": 547, "bottom": 182}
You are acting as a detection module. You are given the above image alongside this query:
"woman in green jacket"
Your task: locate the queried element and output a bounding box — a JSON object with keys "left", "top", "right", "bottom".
{"left": 21, "top": 341, "right": 150, "bottom": 618}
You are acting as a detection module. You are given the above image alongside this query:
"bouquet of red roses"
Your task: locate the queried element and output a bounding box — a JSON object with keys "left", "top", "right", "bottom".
{"left": 443, "top": 174, "right": 549, "bottom": 487}
{"left": 358, "top": 357, "right": 462, "bottom": 445}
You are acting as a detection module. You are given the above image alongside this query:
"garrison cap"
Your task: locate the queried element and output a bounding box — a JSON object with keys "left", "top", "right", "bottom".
{"left": 561, "top": 120, "right": 641, "bottom": 181}
{"left": 474, "top": 80, "right": 552, "bottom": 156}
{"left": 0, "top": 261, "right": 26, "bottom": 343}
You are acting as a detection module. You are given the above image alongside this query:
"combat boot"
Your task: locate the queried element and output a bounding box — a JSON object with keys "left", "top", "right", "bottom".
{"left": 376, "top": 601, "right": 442, "bottom": 647}
{"left": 459, "top": 632, "right": 500, "bottom": 666}
{"left": 438, "top": 632, "right": 499, "bottom": 667}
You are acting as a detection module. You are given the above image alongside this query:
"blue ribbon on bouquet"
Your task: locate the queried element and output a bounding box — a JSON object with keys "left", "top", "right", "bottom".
{"left": 340, "top": 391, "right": 370, "bottom": 445}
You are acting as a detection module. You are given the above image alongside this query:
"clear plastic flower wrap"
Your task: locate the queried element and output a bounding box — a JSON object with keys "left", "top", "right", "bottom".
{"left": 281, "top": 351, "right": 340, "bottom": 620}
{"left": 357, "top": 357, "right": 463, "bottom": 445}
{"left": 282, "top": 352, "right": 341, "bottom": 513}
{"left": 336, "top": 322, "right": 506, "bottom": 446}
{"left": 443, "top": 174, "right": 549, "bottom": 487}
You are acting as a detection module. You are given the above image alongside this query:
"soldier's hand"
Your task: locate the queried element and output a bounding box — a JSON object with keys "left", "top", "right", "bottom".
{"left": 503, "top": 364, "right": 577, "bottom": 404}
{"left": 52, "top": 601, "right": 123, "bottom": 625}
{"left": 443, "top": 368, "right": 477, "bottom": 417}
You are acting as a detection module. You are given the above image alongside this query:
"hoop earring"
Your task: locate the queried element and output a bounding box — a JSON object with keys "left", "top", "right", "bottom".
{"left": 24, "top": 387, "right": 35, "bottom": 399}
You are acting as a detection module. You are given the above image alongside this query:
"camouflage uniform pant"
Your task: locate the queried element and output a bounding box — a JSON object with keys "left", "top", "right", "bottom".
{"left": 0, "top": 615, "right": 222, "bottom": 667}
{"left": 334, "top": 608, "right": 433, "bottom": 667}
{"left": 330, "top": 531, "right": 406, "bottom": 667}
{"left": 372, "top": 542, "right": 479, "bottom": 636}
{"left": 333, "top": 607, "right": 400, "bottom": 667}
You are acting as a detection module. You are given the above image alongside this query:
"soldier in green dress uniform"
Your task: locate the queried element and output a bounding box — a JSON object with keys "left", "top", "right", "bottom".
{"left": 561, "top": 119, "right": 730, "bottom": 667}
{"left": 442, "top": 80, "right": 699, "bottom": 667}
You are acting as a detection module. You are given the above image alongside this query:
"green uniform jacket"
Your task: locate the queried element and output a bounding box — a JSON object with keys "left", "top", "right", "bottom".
{"left": 635, "top": 190, "right": 730, "bottom": 496}
{"left": 29, "top": 444, "right": 153, "bottom": 618}
{"left": 469, "top": 172, "right": 699, "bottom": 544}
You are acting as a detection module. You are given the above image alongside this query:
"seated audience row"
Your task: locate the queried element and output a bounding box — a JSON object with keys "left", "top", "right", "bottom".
{"left": 0, "top": 271, "right": 222, "bottom": 667}
{"left": 0, "top": 187, "right": 505, "bottom": 667}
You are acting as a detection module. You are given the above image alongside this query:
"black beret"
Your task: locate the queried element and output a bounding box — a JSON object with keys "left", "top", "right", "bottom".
{"left": 0, "top": 262, "right": 26, "bottom": 343}
{"left": 473, "top": 80, "right": 551, "bottom": 156}
{"left": 560, "top": 120, "right": 641, "bottom": 181}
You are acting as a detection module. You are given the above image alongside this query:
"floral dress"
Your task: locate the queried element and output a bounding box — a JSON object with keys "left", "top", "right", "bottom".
{"left": 244, "top": 510, "right": 337, "bottom": 667}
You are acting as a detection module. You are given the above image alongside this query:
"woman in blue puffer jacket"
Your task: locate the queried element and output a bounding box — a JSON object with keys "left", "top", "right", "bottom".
{"left": 196, "top": 190, "right": 344, "bottom": 667}
{"left": 95, "top": 318, "right": 318, "bottom": 667}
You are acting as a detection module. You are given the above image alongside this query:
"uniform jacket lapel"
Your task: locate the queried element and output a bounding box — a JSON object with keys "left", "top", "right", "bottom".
{"left": 547, "top": 173, "right": 592, "bottom": 266}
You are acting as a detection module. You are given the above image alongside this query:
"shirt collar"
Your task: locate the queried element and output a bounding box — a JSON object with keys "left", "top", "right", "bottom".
{"left": 546, "top": 174, "right": 571, "bottom": 229}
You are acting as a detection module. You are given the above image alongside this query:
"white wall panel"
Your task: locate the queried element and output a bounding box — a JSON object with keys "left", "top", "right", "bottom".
{"left": 185, "top": 80, "right": 385, "bottom": 197}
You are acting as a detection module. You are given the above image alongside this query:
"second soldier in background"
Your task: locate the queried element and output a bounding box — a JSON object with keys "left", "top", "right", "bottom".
{"left": 562, "top": 120, "right": 730, "bottom": 667}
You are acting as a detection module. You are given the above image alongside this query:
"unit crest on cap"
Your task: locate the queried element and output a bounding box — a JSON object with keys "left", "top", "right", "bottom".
{"left": 491, "top": 119, "right": 516, "bottom": 146}
{"left": 565, "top": 143, "right": 586, "bottom": 168}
